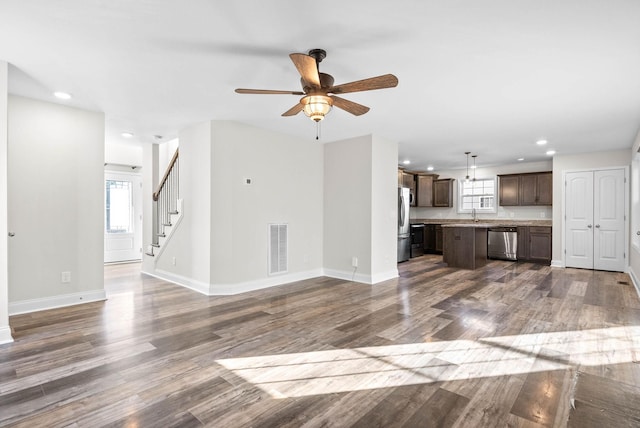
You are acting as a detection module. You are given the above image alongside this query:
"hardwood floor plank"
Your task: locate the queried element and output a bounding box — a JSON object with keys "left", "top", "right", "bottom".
{"left": 1, "top": 260, "right": 639, "bottom": 426}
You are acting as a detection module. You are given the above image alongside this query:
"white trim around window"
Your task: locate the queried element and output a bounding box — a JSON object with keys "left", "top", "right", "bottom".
{"left": 457, "top": 177, "right": 497, "bottom": 214}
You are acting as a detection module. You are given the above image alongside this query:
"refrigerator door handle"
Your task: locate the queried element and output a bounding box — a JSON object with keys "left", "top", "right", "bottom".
{"left": 399, "top": 195, "right": 405, "bottom": 227}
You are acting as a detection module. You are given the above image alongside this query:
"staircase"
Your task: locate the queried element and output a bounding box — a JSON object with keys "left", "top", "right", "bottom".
{"left": 146, "top": 149, "right": 180, "bottom": 257}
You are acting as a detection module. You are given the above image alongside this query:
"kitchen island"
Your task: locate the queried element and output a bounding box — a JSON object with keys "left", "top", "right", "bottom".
{"left": 441, "top": 223, "right": 492, "bottom": 270}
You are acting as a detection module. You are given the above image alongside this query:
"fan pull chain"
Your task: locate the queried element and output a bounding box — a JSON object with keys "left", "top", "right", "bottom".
{"left": 316, "top": 121, "right": 321, "bottom": 140}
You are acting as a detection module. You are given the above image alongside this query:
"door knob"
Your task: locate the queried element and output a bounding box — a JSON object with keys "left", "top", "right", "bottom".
{"left": 8, "top": 232, "right": 15, "bottom": 237}
{"left": 595, "top": 224, "right": 600, "bottom": 228}
{"left": 637, "top": 231, "right": 640, "bottom": 236}
{"left": 587, "top": 224, "right": 592, "bottom": 228}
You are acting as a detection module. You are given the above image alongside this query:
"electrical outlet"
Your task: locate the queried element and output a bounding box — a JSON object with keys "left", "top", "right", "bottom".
{"left": 172, "top": 257, "right": 176, "bottom": 266}
{"left": 61, "top": 271, "right": 71, "bottom": 283}
{"left": 352, "top": 256, "right": 358, "bottom": 268}
{"left": 540, "top": 212, "right": 546, "bottom": 218}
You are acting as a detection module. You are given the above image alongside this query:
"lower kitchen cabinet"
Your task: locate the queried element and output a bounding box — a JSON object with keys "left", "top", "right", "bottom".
{"left": 517, "top": 226, "right": 551, "bottom": 263}
{"left": 424, "top": 224, "right": 443, "bottom": 254}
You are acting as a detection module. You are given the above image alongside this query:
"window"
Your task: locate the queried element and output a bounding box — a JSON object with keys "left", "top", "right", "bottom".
{"left": 105, "top": 180, "right": 133, "bottom": 234}
{"left": 458, "top": 178, "right": 497, "bottom": 213}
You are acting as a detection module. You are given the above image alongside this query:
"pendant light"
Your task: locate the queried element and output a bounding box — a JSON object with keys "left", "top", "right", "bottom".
{"left": 472, "top": 155, "right": 477, "bottom": 181}
{"left": 464, "top": 152, "right": 471, "bottom": 183}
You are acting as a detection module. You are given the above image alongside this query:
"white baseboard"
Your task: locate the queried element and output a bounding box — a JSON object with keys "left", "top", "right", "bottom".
{"left": 143, "top": 269, "right": 211, "bottom": 296}
{"left": 550, "top": 259, "right": 564, "bottom": 268}
{"left": 629, "top": 266, "right": 640, "bottom": 298}
{"left": 9, "top": 289, "right": 107, "bottom": 316}
{"left": 323, "top": 268, "right": 398, "bottom": 285}
{"left": 0, "top": 326, "right": 13, "bottom": 345}
{"left": 144, "top": 268, "right": 324, "bottom": 296}
{"left": 209, "top": 269, "right": 324, "bottom": 295}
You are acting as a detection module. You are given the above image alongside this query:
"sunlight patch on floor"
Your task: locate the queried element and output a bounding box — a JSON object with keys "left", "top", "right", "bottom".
{"left": 215, "top": 326, "right": 640, "bottom": 398}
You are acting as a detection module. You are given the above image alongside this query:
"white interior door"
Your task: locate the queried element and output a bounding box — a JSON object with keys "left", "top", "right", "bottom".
{"left": 104, "top": 172, "right": 142, "bottom": 263}
{"left": 593, "top": 169, "right": 625, "bottom": 271}
{"left": 565, "top": 171, "right": 594, "bottom": 269}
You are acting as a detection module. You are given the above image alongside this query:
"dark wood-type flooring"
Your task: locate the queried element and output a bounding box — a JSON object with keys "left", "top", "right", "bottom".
{"left": 2, "top": 256, "right": 640, "bottom": 427}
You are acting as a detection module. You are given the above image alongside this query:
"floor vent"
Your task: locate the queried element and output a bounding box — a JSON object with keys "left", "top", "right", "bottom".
{"left": 269, "top": 224, "right": 288, "bottom": 275}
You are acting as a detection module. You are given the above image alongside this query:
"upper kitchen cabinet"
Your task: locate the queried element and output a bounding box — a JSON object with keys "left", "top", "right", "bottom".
{"left": 398, "top": 169, "right": 417, "bottom": 206}
{"left": 416, "top": 174, "right": 436, "bottom": 207}
{"left": 498, "top": 172, "right": 552, "bottom": 206}
{"left": 433, "top": 178, "right": 454, "bottom": 207}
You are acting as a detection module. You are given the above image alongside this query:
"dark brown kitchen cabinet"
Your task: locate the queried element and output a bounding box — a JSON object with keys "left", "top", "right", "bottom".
{"left": 433, "top": 179, "right": 454, "bottom": 207}
{"left": 416, "top": 175, "right": 434, "bottom": 207}
{"left": 499, "top": 172, "right": 552, "bottom": 206}
{"left": 443, "top": 226, "right": 488, "bottom": 270}
{"left": 423, "top": 224, "right": 443, "bottom": 254}
{"left": 499, "top": 175, "right": 520, "bottom": 206}
{"left": 517, "top": 226, "right": 551, "bottom": 263}
{"left": 399, "top": 170, "right": 416, "bottom": 206}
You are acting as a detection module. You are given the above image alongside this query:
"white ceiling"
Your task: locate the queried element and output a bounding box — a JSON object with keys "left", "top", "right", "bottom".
{"left": 2, "top": 1, "right": 640, "bottom": 171}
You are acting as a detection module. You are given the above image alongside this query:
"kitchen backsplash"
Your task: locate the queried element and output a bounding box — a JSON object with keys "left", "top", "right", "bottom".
{"left": 410, "top": 205, "right": 552, "bottom": 221}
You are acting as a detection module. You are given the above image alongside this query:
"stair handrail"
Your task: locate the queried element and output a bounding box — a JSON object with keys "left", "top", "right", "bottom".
{"left": 153, "top": 148, "right": 179, "bottom": 201}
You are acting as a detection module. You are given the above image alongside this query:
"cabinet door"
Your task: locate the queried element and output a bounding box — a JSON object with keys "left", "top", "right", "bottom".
{"left": 398, "top": 170, "right": 404, "bottom": 187}
{"left": 536, "top": 172, "right": 553, "bottom": 205}
{"left": 423, "top": 225, "right": 436, "bottom": 251}
{"left": 528, "top": 226, "right": 552, "bottom": 263}
{"left": 499, "top": 175, "right": 520, "bottom": 206}
{"left": 517, "top": 227, "right": 529, "bottom": 260}
{"left": 402, "top": 172, "right": 415, "bottom": 190}
{"left": 417, "top": 175, "right": 433, "bottom": 207}
{"left": 519, "top": 175, "right": 538, "bottom": 205}
{"left": 435, "top": 225, "right": 443, "bottom": 253}
{"left": 433, "top": 179, "right": 453, "bottom": 207}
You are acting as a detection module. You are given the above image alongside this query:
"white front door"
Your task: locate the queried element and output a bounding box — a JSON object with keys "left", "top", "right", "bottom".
{"left": 565, "top": 168, "right": 626, "bottom": 272}
{"left": 593, "top": 169, "right": 626, "bottom": 271}
{"left": 565, "top": 171, "right": 594, "bottom": 269}
{"left": 104, "top": 172, "right": 142, "bottom": 263}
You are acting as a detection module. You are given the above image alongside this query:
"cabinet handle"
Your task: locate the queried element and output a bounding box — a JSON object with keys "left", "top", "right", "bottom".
{"left": 587, "top": 224, "right": 592, "bottom": 228}
{"left": 595, "top": 224, "right": 600, "bottom": 228}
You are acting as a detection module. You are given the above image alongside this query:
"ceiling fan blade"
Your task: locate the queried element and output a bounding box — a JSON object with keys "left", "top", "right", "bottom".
{"left": 235, "top": 88, "right": 304, "bottom": 95}
{"left": 330, "top": 96, "right": 370, "bottom": 116}
{"left": 282, "top": 103, "right": 304, "bottom": 117}
{"left": 289, "top": 53, "right": 321, "bottom": 89}
{"left": 328, "top": 74, "right": 398, "bottom": 95}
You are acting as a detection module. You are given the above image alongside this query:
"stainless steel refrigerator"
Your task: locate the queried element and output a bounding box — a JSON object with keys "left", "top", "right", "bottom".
{"left": 398, "top": 187, "right": 410, "bottom": 262}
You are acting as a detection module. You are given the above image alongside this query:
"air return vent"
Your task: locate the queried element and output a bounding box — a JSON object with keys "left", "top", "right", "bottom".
{"left": 268, "top": 224, "right": 288, "bottom": 275}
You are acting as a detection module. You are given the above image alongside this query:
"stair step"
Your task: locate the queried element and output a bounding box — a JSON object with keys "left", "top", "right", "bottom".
{"left": 151, "top": 243, "right": 160, "bottom": 248}
{"left": 157, "top": 233, "right": 166, "bottom": 238}
{"left": 162, "top": 223, "right": 172, "bottom": 227}
{"left": 145, "top": 252, "right": 155, "bottom": 257}
{"left": 169, "top": 211, "right": 179, "bottom": 215}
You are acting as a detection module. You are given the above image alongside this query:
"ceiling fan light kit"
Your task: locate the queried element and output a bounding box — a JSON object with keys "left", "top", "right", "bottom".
{"left": 235, "top": 49, "right": 398, "bottom": 133}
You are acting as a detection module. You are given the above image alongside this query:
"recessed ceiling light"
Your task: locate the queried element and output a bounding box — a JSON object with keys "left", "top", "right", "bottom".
{"left": 470, "top": 165, "right": 477, "bottom": 169}
{"left": 53, "top": 91, "right": 72, "bottom": 100}
{"left": 427, "top": 166, "right": 434, "bottom": 171}
{"left": 517, "top": 158, "right": 525, "bottom": 161}
{"left": 402, "top": 160, "right": 411, "bottom": 165}
{"left": 536, "top": 139, "right": 548, "bottom": 146}
{"left": 546, "top": 150, "right": 556, "bottom": 156}
{"left": 121, "top": 132, "right": 134, "bottom": 138}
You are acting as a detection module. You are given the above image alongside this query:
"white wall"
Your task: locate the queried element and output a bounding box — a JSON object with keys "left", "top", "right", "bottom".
{"left": 371, "top": 135, "right": 400, "bottom": 282}
{"left": 629, "top": 132, "right": 640, "bottom": 290}
{"left": 152, "top": 122, "right": 212, "bottom": 288}
{"left": 208, "top": 121, "right": 323, "bottom": 290}
{"left": 141, "top": 142, "right": 158, "bottom": 274}
{"left": 411, "top": 160, "right": 553, "bottom": 221}
{"left": 0, "top": 61, "right": 10, "bottom": 343}
{"left": 324, "top": 136, "right": 373, "bottom": 279}
{"left": 158, "top": 138, "right": 179, "bottom": 176}
{"left": 105, "top": 141, "right": 143, "bottom": 167}
{"left": 7, "top": 96, "right": 105, "bottom": 313}
{"left": 324, "top": 134, "right": 399, "bottom": 284}
{"left": 146, "top": 120, "right": 323, "bottom": 294}
{"left": 552, "top": 149, "right": 631, "bottom": 264}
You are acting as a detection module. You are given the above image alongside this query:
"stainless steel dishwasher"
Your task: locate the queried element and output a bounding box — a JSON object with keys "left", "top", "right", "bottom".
{"left": 487, "top": 227, "right": 518, "bottom": 261}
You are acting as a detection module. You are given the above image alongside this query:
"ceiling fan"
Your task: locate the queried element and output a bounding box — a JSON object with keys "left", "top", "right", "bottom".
{"left": 235, "top": 49, "right": 398, "bottom": 122}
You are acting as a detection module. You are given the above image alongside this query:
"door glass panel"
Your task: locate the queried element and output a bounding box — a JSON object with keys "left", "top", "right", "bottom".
{"left": 105, "top": 180, "right": 132, "bottom": 234}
